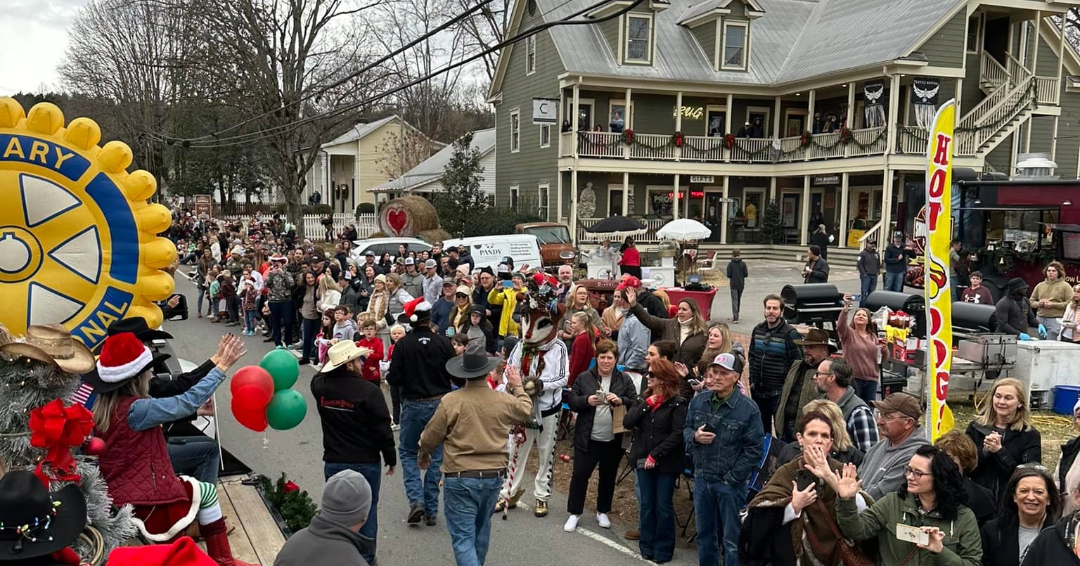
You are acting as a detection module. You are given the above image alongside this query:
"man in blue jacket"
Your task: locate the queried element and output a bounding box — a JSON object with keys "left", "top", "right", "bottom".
{"left": 883, "top": 232, "right": 914, "bottom": 292}
{"left": 684, "top": 353, "right": 764, "bottom": 566}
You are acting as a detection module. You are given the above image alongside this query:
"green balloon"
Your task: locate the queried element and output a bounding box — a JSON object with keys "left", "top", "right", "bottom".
{"left": 260, "top": 349, "right": 300, "bottom": 391}
{"left": 266, "top": 390, "right": 307, "bottom": 430}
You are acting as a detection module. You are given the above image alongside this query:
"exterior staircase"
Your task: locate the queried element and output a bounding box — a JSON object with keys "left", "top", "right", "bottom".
{"left": 955, "top": 53, "right": 1039, "bottom": 157}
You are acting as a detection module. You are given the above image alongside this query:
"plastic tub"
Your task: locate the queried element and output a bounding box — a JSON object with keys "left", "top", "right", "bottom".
{"left": 1052, "top": 385, "right": 1080, "bottom": 415}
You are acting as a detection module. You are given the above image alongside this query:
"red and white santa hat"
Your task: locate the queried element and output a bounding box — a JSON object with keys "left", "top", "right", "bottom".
{"left": 85, "top": 332, "right": 160, "bottom": 393}
{"left": 400, "top": 297, "right": 433, "bottom": 323}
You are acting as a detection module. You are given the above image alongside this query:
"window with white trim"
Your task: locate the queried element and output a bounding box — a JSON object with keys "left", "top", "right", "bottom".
{"left": 966, "top": 14, "right": 983, "bottom": 53}
{"left": 538, "top": 183, "right": 550, "bottom": 219}
{"left": 722, "top": 22, "right": 748, "bottom": 70}
{"left": 509, "top": 185, "right": 520, "bottom": 209}
{"left": 526, "top": 35, "right": 537, "bottom": 75}
{"left": 625, "top": 15, "right": 652, "bottom": 63}
{"left": 510, "top": 110, "right": 520, "bottom": 153}
{"left": 540, "top": 123, "right": 551, "bottom": 148}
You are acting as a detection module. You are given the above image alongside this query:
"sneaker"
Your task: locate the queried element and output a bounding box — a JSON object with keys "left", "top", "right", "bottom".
{"left": 534, "top": 499, "right": 548, "bottom": 517}
{"left": 391, "top": 424, "right": 400, "bottom": 431}
{"left": 407, "top": 504, "right": 424, "bottom": 524}
{"left": 563, "top": 514, "right": 579, "bottom": 532}
{"left": 298, "top": 358, "right": 310, "bottom": 366}
{"left": 424, "top": 515, "right": 437, "bottom": 527}
{"left": 596, "top": 512, "right": 611, "bottom": 529}
{"left": 624, "top": 529, "right": 639, "bottom": 540}
{"left": 275, "top": 345, "right": 284, "bottom": 350}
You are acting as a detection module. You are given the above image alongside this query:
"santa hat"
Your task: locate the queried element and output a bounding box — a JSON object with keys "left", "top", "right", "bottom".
{"left": 106, "top": 537, "right": 217, "bottom": 566}
{"left": 399, "top": 297, "right": 432, "bottom": 323}
{"left": 84, "top": 332, "right": 164, "bottom": 393}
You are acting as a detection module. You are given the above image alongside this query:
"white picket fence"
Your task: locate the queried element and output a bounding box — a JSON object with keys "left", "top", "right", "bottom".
{"left": 217, "top": 213, "right": 380, "bottom": 241}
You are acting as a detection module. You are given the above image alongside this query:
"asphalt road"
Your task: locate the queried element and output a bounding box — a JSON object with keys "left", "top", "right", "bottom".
{"left": 167, "top": 260, "right": 864, "bottom": 566}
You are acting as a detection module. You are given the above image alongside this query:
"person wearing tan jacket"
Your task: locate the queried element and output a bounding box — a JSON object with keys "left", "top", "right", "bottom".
{"left": 418, "top": 342, "right": 532, "bottom": 566}
{"left": 1031, "top": 261, "right": 1073, "bottom": 340}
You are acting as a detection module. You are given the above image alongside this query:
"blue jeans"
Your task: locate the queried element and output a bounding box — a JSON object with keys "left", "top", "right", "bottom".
{"left": 269, "top": 301, "right": 295, "bottom": 346}
{"left": 442, "top": 476, "right": 502, "bottom": 566}
{"left": 325, "top": 462, "right": 382, "bottom": 565}
{"left": 301, "top": 317, "right": 320, "bottom": 361}
{"left": 694, "top": 478, "right": 747, "bottom": 566}
{"left": 854, "top": 378, "right": 879, "bottom": 403}
{"left": 244, "top": 310, "right": 258, "bottom": 333}
{"left": 197, "top": 287, "right": 207, "bottom": 315}
{"left": 400, "top": 399, "right": 444, "bottom": 517}
{"left": 884, "top": 271, "right": 905, "bottom": 292}
{"left": 167, "top": 436, "right": 220, "bottom": 484}
{"left": 859, "top": 274, "right": 877, "bottom": 300}
{"left": 637, "top": 469, "right": 678, "bottom": 562}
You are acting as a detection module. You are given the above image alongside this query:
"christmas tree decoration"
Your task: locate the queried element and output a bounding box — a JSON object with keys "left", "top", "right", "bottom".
{"left": 83, "top": 437, "right": 106, "bottom": 457}
{"left": 28, "top": 399, "right": 94, "bottom": 487}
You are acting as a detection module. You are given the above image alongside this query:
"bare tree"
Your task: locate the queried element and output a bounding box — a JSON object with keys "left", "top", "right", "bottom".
{"left": 453, "top": 0, "right": 511, "bottom": 81}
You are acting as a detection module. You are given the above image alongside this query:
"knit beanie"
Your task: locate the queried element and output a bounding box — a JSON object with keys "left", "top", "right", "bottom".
{"left": 320, "top": 470, "right": 372, "bottom": 527}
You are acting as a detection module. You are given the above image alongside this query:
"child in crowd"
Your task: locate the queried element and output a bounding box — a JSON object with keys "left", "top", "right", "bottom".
{"left": 240, "top": 273, "right": 259, "bottom": 336}
{"left": 387, "top": 324, "right": 407, "bottom": 430}
{"left": 316, "top": 309, "right": 335, "bottom": 365}
{"left": 354, "top": 317, "right": 384, "bottom": 383}
{"left": 331, "top": 305, "right": 357, "bottom": 342}
{"left": 451, "top": 332, "right": 470, "bottom": 356}
{"left": 207, "top": 267, "right": 221, "bottom": 320}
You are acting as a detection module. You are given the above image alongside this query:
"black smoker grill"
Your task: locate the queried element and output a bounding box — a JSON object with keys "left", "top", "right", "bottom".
{"left": 951, "top": 302, "right": 998, "bottom": 341}
{"left": 861, "top": 291, "right": 927, "bottom": 339}
{"left": 780, "top": 284, "right": 845, "bottom": 340}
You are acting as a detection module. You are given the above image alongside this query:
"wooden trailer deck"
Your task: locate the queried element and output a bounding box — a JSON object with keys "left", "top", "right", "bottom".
{"left": 199, "top": 476, "right": 286, "bottom": 565}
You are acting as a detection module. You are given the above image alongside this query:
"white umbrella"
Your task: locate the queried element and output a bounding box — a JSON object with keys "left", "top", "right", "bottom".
{"left": 656, "top": 218, "right": 711, "bottom": 241}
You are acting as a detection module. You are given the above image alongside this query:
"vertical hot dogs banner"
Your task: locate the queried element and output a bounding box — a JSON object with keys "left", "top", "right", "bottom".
{"left": 925, "top": 100, "right": 956, "bottom": 441}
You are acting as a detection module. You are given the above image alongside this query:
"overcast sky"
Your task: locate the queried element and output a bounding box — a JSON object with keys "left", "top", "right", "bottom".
{"left": 0, "top": 0, "right": 88, "bottom": 95}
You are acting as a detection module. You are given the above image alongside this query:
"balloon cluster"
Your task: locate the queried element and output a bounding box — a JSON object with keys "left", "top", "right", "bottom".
{"left": 230, "top": 350, "right": 307, "bottom": 431}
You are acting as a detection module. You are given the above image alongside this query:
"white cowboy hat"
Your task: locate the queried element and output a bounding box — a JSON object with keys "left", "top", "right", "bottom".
{"left": 319, "top": 341, "right": 373, "bottom": 373}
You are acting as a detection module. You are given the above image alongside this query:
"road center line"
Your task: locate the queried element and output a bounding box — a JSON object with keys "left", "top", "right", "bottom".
{"left": 513, "top": 502, "right": 655, "bottom": 564}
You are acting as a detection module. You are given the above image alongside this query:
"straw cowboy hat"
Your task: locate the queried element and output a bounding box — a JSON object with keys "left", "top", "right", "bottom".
{"left": 0, "top": 324, "right": 96, "bottom": 374}
{"left": 319, "top": 341, "right": 374, "bottom": 373}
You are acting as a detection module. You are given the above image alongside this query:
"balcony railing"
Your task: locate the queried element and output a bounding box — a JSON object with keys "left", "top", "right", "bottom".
{"left": 577, "top": 217, "right": 669, "bottom": 243}
{"left": 1036, "top": 76, "right": 1060, "bottom": 105}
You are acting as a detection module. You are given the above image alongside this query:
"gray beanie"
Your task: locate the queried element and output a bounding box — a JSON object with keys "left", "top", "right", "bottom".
{"left": 320, "top": 470, "right": 372, "bottom": 526}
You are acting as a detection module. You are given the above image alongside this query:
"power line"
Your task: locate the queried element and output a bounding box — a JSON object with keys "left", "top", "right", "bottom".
{"left": 151, "top": 0, "right": 643, "bottom": 148}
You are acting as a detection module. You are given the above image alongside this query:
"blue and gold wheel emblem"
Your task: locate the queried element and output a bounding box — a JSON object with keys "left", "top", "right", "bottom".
{"left": 0, "top": 99, "right": 176, "bottom": 350}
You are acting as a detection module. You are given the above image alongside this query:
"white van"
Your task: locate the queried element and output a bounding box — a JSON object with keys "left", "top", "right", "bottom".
{"left": 445, "top": 234, "right": 544, "bottom": 272}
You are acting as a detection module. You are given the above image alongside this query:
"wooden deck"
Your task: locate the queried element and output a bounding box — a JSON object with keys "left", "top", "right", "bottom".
{"left": 198, "top": 477, "right": 286, "bottom": 565}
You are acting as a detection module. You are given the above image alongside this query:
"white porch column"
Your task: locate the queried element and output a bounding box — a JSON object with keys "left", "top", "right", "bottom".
{"left": 807, "top": 89, "right": 816, "bottom": 130}
{"left": 773, "top": 96, "right": 782, "bottom": 139}
{"left": 673, "top": 174, "right": 681, "bottom": 220}
{"left": 1032, "top": 12, "right": 1041, "bottom": 73}
{"left": 572, "top": 84, "right": 581, "bottom": 157}
{"left": 725, "top": 93, "right": 734, "bottom": 162}
{"left": 800, "top": 175, "right": 811, "bottom": 246}
{"left": 556, "top": 172, "right": 564, "bottom": 223}
{"left": 881, "top": 168, "right": 894, "bottom": 237}
{"left": 720, "top": 176, "right": 731, "bottom": 244}
{"left": 769, "top": 178, "right": 777, "bottom": 201}
{"left": 845, "top": 82, "right": 856, "bottom": 157}
{"left": 557, "top": 88, "right": 566, "bottom": 156}
{"left": 839, "top": 172, "right": 850, "bottom": 248}
{"left": 886, "top": 74, "right": 901, "bottom": 154}
{"left": 675, "top": 92, "right": 683, "bottom": 161}
{"left": 1052, "top": 116, "right": 1060, "bottom": 160}
{"left": 570, "top": 168, "right": 579, "bottom": 243}
{"left": 622, "top": 171, "right": 630, "bottom": 216}
{"left": 955, "top": 78, "right": 963, "bottom": 128}
{"left": 625, "top": 87, "right": 634, "bottom": 160}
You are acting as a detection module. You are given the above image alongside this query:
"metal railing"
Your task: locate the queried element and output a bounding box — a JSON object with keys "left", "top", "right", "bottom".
{"left": 858, "top": 219, "right": 885, "bottom": 250}
{"left": 577, "top": 217, "right": 669, "bottom": 243}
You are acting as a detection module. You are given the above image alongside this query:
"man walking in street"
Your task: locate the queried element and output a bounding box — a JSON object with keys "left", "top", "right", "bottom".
{"left": 725, "top": 249, "right": 748, "bottom": 323}
{"left": 419, "top": 341, "right": 533, "bottom": 566}
{"left": 802, "top": 245, "right": 829, "bottom": 283}
{"left": 857, "top": 239, "right": 880, "bottom": 299}
{"left": 748, "top": 294, "right": 803, "bottom": 435}
{"left": 775, "top": 328, "right": 834, "bottom": 442}
{"left": 812, "top": 358, "right": 879, "bottom": 452}
{"left": 387, "top": 298, "right": 462, "bottom": 525}
{"left": 860, "top": 392, "right": 929, "bottom": 499}
{"left": 311, "top": 341, "right": 396, "bottom": 565}
{"left": 684, "top": 353, "right": 763, "bottom": 566}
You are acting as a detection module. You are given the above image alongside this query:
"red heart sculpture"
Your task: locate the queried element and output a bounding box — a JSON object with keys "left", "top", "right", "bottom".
{"left": 387, "top": 208, "right": 408, "bottom": 235}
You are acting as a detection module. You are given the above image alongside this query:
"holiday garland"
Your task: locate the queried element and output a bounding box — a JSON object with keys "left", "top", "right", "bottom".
{"left": 256, "top": 473, "right": 318, "bottom": 536}
{"left": 899, "top": 79, "right": 1038, "bottom": 151}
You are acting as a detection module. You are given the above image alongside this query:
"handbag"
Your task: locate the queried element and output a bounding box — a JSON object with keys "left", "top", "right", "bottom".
{"left": 800, "top": 499, "right": 876, "bottom": 566}
{"left": 612, "top": 404, "right": 627, "bottom": 434}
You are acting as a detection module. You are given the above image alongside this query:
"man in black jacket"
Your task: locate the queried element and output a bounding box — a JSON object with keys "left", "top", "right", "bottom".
{"left": 802, "top": 245, "right": 829, "bottom": 283}
{"left": 996, "top": 277, "right": 1043, "bottom": 340}
{"left": 386, "top": 299, "right": 462, "bottom": 526}
{"left": 311, "top": 341, "right": 396, "bottom": 566}
{"left": 748, "top": 294, "right": 804, "bottom": 436}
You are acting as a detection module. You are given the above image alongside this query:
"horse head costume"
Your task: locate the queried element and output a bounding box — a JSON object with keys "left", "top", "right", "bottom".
{"left": 510, "top": 272, "right": 567, "bottom": 398}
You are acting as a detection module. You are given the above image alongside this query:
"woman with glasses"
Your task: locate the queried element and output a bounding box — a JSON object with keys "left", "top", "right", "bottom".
{"left": 808, "top": 444, "right": 982, "bottom": 566}
{"left": 623, "top": 358, "right": 686, "bottom": 563}
{"left": 981, "top": 465, "right": 1061, "bottom": 566}
{"left": 965, "top": 378, "right": 1043, "bottom": 502}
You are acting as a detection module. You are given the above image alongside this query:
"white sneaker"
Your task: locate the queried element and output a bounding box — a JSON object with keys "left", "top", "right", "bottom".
{"left": 391, "top": 424, "right": 400, "bottom": 432}
{"left": 563, "top": 515, "right": 580, "bottom": 532}
{"left": 596, "top": 513, "right": 611, "bottom": 529}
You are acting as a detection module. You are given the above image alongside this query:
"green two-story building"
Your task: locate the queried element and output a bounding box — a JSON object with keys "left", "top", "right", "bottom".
{"left": 488, "top": 0, "right": 1080, "bottom": 250}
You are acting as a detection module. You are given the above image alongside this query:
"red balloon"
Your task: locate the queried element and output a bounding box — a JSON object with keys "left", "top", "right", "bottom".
{"left": 230, "top": 366, "right": 274, "bottom": 407}
{"left": 231, "top": 396, "right": 268, "bottom": 432}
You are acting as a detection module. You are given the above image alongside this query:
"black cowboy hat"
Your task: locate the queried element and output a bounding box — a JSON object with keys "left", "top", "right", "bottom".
{"left": 106, "top": 317, "right": 172, "bottom": 345}
{"left": 0, "top": 471, "right": 87, "bottom": 560}
{"left": 445, "top": 340, "right": 500, "bottom": 379}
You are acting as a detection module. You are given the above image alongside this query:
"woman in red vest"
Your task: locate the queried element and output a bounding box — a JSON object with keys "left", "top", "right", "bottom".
{"left": 88, "top": 332, "right": 251, "bottom": 566}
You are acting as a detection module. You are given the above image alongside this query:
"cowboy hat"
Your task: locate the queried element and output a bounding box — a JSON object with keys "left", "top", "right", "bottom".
{"left": 793, "top": 328, "right": 838, "bottom": 354}
{"left": 445, "top": 340, "right": 500, "bottom": 380}
{"left": 319, "top": 341, "right": 373, "bottom": 374}
{"left": 0, "top": 324, "right": 96, "bottom": 374}
{"left": 0, "top": 471, "right": 87, "bottom": 560}
{"left": 83, "top": 332, "right": 169, "bottom": 394}
{"left": 105, "top": 317, "right": 173, "bottom": 345}
{"left": 269, "top": 253, "right": 287, "bottom": 262}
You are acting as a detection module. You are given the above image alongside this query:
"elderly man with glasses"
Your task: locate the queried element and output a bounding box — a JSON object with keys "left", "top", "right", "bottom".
{"left": 858, "top": 392, "right": 930, "bottom": 500}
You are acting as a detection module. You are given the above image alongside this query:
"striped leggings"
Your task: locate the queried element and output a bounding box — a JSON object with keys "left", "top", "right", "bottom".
{"left": 195, "top": 480, "right": 223, "bottom": 526}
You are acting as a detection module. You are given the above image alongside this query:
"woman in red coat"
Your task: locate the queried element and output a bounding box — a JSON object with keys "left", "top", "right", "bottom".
{"left": 619, "top": 236, "right": 642, "bottom": 279}
{"left": 88, "top": 332, "right": 251, "bottom": 566}
{"left": 567, "top": 312, "right": 597, "bottom": 388}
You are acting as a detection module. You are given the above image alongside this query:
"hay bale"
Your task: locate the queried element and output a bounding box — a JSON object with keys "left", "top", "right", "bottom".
{"left": 369, "top": 231, "right": 388, "bottom": 238}
{"left": 418, "top": 229, "right": 452, "bottom": 244}
{"left": 379, "top": 196, "right": 440, "bottom": 237}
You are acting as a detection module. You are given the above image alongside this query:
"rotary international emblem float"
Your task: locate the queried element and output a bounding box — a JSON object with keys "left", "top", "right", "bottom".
{"left": 0, "top": 98, "right": 175, "bottom": 349}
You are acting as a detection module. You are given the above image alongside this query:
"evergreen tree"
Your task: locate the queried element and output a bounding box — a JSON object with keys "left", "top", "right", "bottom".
{"left": 761, "top": 199, "right": 785, "bottom": 244}
{"left": 433, "top": 131, "right": 489, "bottom": 238}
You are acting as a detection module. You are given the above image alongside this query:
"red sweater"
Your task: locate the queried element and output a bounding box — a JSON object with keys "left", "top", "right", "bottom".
{"left": 567, "top": 331, "right": 595, "bottom": 388}
{"left": 355, "top": 336, "right": 384, "bottom": 382}
{"left": 619, "top": 247, "right": 640, "bottom": 267}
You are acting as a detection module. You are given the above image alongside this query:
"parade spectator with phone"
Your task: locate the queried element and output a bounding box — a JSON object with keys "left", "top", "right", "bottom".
{"left": 838, "top": 293, "right": 885, "bottom": 402}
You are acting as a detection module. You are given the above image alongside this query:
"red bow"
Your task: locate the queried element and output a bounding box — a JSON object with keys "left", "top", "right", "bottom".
{"left": 29, "top": 399, "right": 94, "bottom": 487}
{"left": 283, "top": 481, "right": 300, "bottom": 494}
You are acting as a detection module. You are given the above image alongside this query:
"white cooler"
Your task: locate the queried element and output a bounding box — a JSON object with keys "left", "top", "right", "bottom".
{"left": 1012, "top": 340, "right": 1080, "bottom": 404}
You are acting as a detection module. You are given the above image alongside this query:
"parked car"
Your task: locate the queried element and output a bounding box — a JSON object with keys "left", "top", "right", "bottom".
{"left": 350, "top": 237, "right": 432, "bottom": 263}
{"left": 515, "top": 222, "right": 577, "bottom": 268}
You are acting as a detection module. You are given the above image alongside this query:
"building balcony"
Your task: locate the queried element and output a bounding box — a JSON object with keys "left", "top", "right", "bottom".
{"left": 559, "top": 127, "right": 888, "bottom": 164}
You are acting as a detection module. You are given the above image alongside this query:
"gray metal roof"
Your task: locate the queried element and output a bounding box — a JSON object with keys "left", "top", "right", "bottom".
{"left": 539, "top": 0, "right": 962, "bottom": 86}
{"left": 372, "top": 128, "right": 496, "bottom": 192}
{"left": 323, "top": 115, "right": 400, "bottom": 147}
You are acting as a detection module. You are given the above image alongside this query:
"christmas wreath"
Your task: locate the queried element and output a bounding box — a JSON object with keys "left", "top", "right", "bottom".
{"left": 839, "top": 126, "right": 852, "bottom": 144}
{"left": 257, "top": 473, "right": 318, "bottom": 536}
{"left": 799, "top": 131, "right": 812, "bottom": 148}
{"left": 724, "top": 133, "right": 735, "bottom": 149}
{"left": 623, "top": 129, "right": 635, "bottom": 145}
{"left": 673, "top": 131, "right": 684, "bottom": 147}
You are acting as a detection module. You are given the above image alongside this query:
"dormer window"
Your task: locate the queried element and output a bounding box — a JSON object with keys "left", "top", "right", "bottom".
{"left": 722, "top": 21, "right": 748, "bottom": 70}
{"left": 625, "top": 14, "right": 653, "bottom": 64}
